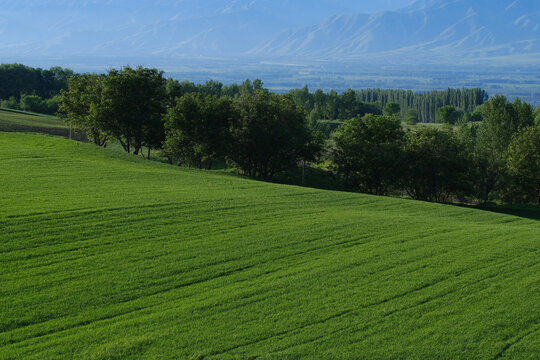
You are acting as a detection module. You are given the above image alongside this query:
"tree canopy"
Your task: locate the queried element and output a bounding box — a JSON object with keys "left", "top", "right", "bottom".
{"left": 331, "top": 114, "right": 404, "bottom": 195}
{"left": 507, "top": 127, "right": 540, "bottom": 204}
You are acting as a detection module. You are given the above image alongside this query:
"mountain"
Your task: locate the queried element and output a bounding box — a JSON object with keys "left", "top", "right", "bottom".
{"left": 251, "top": 0, "right": 540, "bottom": 60}
{"left": 0, "top": 0, "right": 538, "bottom": 63}
{"left": 0, "top": 0, "right": 411, "bottom": 58}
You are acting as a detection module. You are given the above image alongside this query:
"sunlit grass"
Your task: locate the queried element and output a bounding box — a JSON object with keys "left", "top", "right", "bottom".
{"left": 1, "top": 132, "right": 539, "bottom": 359}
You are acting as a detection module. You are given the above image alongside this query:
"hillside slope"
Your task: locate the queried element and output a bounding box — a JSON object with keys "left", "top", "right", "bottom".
{"left": 1, "top": 133, "right": 539, "bottom": 359}
{"left": 0, "top": 108, "right": 70, "bottom": 137}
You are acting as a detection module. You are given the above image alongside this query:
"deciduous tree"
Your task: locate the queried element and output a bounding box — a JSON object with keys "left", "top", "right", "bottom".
{"left": 331, "top": 114, "right": 404, "bottom": 195}
{"left": 507, "top": 127, "right": 540, "bottom": 204}
{"left": 229, "top": 90, "right": 321, "bottom": 178}
{"left": 100, "top": 67, "right": 167, "bottom": 155}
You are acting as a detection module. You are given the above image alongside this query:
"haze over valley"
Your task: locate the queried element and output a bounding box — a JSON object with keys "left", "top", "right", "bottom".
{"left": 2, "top": 0, "right": 539, "bottom": 103}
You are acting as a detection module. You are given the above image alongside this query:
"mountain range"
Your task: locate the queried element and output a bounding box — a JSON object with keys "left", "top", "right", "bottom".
{"left": 1, "top": 0, "right": 539, "bottom": 63}
{"left": 252, "top": 0, "right": 540, "bottom": 61}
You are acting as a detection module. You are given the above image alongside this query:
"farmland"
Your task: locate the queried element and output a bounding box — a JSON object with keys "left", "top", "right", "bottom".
{"left": 1, "top": 132, "right": 539, "bottom": 359}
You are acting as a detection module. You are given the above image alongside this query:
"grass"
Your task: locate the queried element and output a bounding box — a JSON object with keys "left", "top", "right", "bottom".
{"left": 1, "top": 132, "right": 539, "bottom": 359}
{"left": 0, "top": 108, "right": 84, "bottom": 140}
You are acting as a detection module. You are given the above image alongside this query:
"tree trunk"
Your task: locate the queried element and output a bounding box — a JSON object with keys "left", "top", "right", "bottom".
{"left": 301, "top": 161, "right": 305, "bottom": 186}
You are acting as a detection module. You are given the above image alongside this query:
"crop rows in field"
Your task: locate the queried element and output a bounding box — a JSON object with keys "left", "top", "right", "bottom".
{"left": 1, "top": 133, "right": 539, "bottom": 359}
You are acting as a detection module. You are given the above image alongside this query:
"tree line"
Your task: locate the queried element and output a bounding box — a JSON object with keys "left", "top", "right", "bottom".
{"left": 58, "top": 67, "right": 322, "bottom": 176}
{"left": 57, "top": 66, "right": 540, "bottom": 205}
{"left": 332, "top": 96, "right": 540, "bottom": 205}
{"left": 287, "top": 86, "right": 488, "bottom": 125}
{"left": 0, "top": 64, "right": 74, "bottom": 115}
{"left": 355, "top": 88, "right": 489, "bottom": 123}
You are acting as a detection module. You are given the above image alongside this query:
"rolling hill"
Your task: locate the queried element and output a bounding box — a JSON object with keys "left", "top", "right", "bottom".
{"left": 0, "top": 108, "right": 70, "bottom": 137}
{"left": 1, "top": 132, "right": 539, "bottom": 359}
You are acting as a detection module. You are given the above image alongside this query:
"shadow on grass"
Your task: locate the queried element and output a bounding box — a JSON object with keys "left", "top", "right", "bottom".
{"left": 483, "top": 204, "right": 540, "bottom": 221}
{"left": 0, "top": 124, "right": 87, "bottom": 141}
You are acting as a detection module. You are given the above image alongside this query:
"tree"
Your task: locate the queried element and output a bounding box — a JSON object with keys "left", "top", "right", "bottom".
{"left": 239, "top": 79, "right": 265, "bottom": 96}
{"left": 400, "top": 126, "right": 469, "bottom": 202}
{"left": 338, "top": 89, "right": 360, "bottom": 120}
{"left": 197, "top": 80, "right": 223, "bottom": 97}
{"left": 163, "top": 93, "right": 235, "bottom": 169}
{"left": 383, "top": 102, "right": 401, "bottom": 117}
{"left": 165, "top": 79, "right": 197, "bottom": 104}
{"left": 436, "top": 105, "right": 462, "bottom": 125}
{"left": 533, "top": 107, "right": 540, "bottom": 127}
{"left": 482, "top": 95, "right": 534, "bottom": 151}
{"left": 58, "top": 74, "right": 109, "bottom": 146}
{"left": 289, "top": 85, "right": 314, "bottom": 114}
{"left": 461, "top": 105, "right": 483, "bottom": 123}
{"left": 229, "top": 90, "right": 321, "bottom": 178}
{"left": 19, "top": 94, "right": 46, "bottom": 113}
{"left": 460, "top": 95, "right": 536, "bottom": 205}
{"left": 405, "top": 109, "right": 419, "bottom": 125}
{"left": 0, "top": 63, "right": 73, "bottom": 100}
{"left": 99, "top": 66, "right": 167, "bottom": 156}
{"left": 506, "top": 127, "right": 540, "bottom": 204}
{"left": 331, "top": 114, "right": 404, "bottom": 195}
{"left": 0, "top": 97, "right": 18, "bottom": 109}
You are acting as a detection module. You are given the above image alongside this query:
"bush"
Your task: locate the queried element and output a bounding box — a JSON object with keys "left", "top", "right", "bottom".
{"left": 0, "top": 96, "right": 19, "bottom": 109}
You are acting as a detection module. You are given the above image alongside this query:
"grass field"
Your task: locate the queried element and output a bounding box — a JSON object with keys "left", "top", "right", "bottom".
{"left": 1, "top": 132, "right": 539, "bottom": 359}
{"left": 0, "top": 108, "right": 80, "bottom": 139}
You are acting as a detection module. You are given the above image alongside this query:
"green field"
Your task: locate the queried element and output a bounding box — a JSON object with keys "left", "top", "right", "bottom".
{"left": 1, "top": 132, "right": 539, "bottom": 359}
{"left": 0, "top": 108, "right": 74, "bottom": 138}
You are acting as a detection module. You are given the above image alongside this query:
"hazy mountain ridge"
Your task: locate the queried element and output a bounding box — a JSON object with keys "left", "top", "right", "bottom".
{"left": 0, "top": 0, "right": 408, "bottom": 57}
{"left": 252, "top": 0, "right": 540, "bottom": 60}
{"left": 0, "top": 0, "right": 538, "bottom": 63}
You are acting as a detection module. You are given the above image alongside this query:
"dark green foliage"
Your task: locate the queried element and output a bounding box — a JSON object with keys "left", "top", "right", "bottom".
{"left": 163, "top": 93, "right": 235, "bottom": 169}
{"left": 289, "top": 88, "right": 383, "bottom": 122}
{"left": 534, "top": 107, "right": 540, "bottom": 126}
{"left": 59, "top": 67, "right": 168, "bottom": 155}
{"left": 331, "top": 114, "right": 404, "bottom": 195}
{"left": 506, "top": 127, "right": 540, "bottom": 204}
{"left": 404, "top": 109, "right": 419, "bottom": 125}
{"left": 401, "top": 126, "right": 470, "bottom": 202}
{"left": 461, "top": 105, "right": 484, "bottom": 123}
{"left": 18, "top": 94, "right": 61, "bottom": 115}
{"left": 229, "top": 90, "right": 321, "bottom": 178}
{"left": 0, "top": 96, "right": 19, "bottom": 109}
{"left": 481, "top": 95, "right": 534, "bottom": 151}
{"left": 99, "top": 67, "right": 167, "bottom": 155}
{"left": 0, "top": 94, "right": 61, "bottom": 115}
{"left": 58, "top": 74, "right": 109, "bottom": 146}
{"left": 357, "top": 88, "right": 488, "bottom": 123}
{"left": 455, "top": 96, "right": 534, "bottom": 206}
{"left": 164, "top": 78, "right": 266, "bottom": 103}
{"left": 1, "top": 94, "right": 61, "bottom": 115}
{"left": 311, "top": 120, "right": 342, "bottom": 138}
{"left": 383, "top": 102, "right": 401, "bottom": 117}
{"left": 0, "top": 63, "right": 74, "bottom": 100}
{"left": 165, "top": 79, "right": 197, "bottom": 103}
{"left": 436, "top": 105, "right": 463, "bottom": 125}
